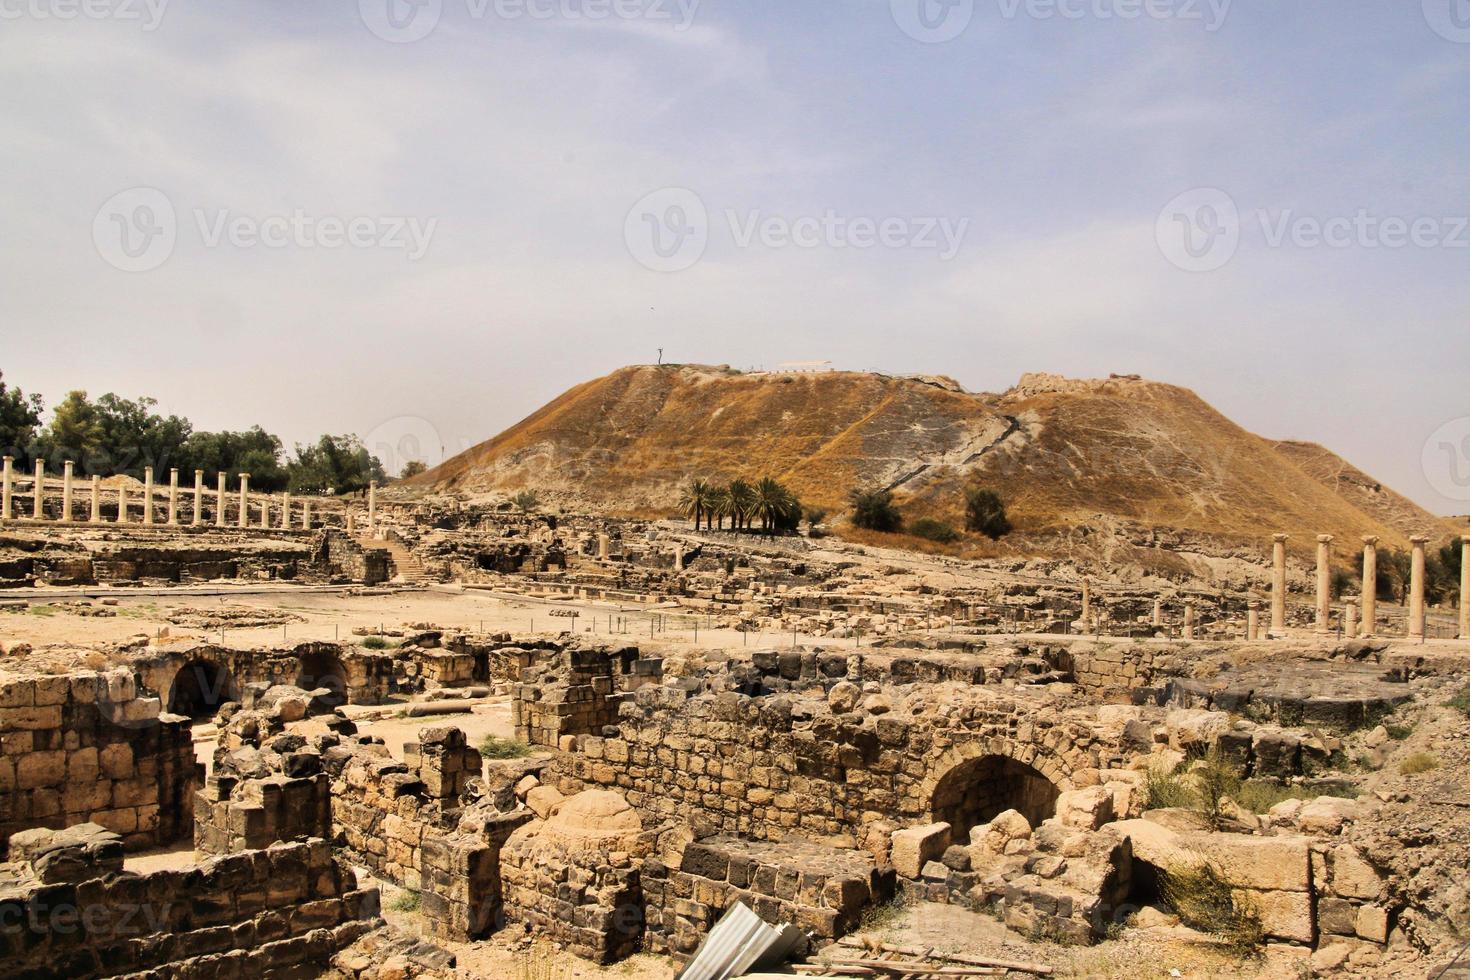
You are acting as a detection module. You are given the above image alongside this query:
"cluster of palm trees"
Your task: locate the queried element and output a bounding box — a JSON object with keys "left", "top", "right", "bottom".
{"left": 679, "top": 477, "right": 802, "bottom": 535}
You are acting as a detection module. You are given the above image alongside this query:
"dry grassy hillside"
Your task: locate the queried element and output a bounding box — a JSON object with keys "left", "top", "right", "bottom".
{"left": 418, "top": 365, "right": 1444, "bottom": 555}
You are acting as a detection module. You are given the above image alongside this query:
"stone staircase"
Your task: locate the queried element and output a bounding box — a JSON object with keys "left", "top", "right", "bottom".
{"left": 357, "top": 534, "right": 428, "bottom": 584}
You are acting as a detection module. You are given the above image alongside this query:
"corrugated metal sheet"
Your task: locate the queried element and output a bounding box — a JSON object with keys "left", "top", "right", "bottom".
{"left": 674, "top": 901, "right": 804, "bottom": 980}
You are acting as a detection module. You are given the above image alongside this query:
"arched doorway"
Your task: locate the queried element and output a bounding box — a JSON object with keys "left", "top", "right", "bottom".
{"left": 930, "top": 755, "right": 1061, "bottom": 841}
{"left": 295, "top": 650, "right": 349, "bottom": 708}
{"left": 167, "top": 659, "right": 238, "bottom": 719}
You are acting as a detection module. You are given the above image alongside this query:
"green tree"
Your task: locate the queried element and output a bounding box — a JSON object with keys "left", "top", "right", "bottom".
{"left": 849, "top": 487, "right": 902, "bottom": 533}
{"left": 964, "top": 487, "right": 1012, "bottom": 539}
{"left": 755, "top": 477, "right": 797, "bottom": 535}
{"left": 0, "top": 371, "right": 43, "bottom": 465}
{"left": 285, "top": 434, "right": 382, "bottom": 494}
{"left": 679, "top": 478, "right": 710, "bottom": 530}
{"left": 38, "top": 390, "right": 106, "bottom": 466}
{"left": 511, "top": 489, "right": 540, "bottom": 512}
{"left": 398, "top": 460, "right": 427, "bottom": 480}
{"left": 726, "top": 479, "right": 756, "bottom": 531}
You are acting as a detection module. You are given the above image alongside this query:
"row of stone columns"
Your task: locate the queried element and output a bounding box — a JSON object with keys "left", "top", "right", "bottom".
{"left": 1270, "top": 531, "right": 1470, "bottom": 640}
{"left": 0, "top": 457, "right": 320, "bottom": 531}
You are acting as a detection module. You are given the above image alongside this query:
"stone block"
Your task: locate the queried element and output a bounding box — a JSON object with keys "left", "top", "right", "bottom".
{"left": 891, "top": 822, "right": 950, "bottom": 880}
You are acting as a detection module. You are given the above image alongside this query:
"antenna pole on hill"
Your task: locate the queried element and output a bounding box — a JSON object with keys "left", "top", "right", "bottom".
{"left": 657, "top": 348, "right": 663, "bottom": 365}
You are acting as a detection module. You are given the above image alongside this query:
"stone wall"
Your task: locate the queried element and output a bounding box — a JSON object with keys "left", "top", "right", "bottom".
{"left": 0, "top": 826, "right": 379, "bottom": 980}
{"left": 0, "top": 668, "right": 197, "bottom": 851}
{"left": 133, "top": 642, "right": 396, "bottom": 717}
{"left": 545, "top": 681, "right": 1120, "bottom": 848}
{"left": 514, "top": 644, "right": 662, "bottom": 748}
{"left": 329, "top": 728, "right": 530, "bottom": 943}
{"left": 644, "top": 836, "right": 890, "bottom": 959}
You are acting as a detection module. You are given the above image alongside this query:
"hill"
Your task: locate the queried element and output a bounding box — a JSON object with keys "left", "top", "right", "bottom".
{"left": 417, "top": 365, "right": 1448, "bottom": 555}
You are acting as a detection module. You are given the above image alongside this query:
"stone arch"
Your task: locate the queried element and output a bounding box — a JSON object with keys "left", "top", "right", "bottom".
{"left": 916, "top": 737, "right": 1074, "bottom": 841}
{"left": 166, "top": 657, "right": 238, "bottom": 719}
{"left": 295, "top": 648, "right": 349, "bottom": 708}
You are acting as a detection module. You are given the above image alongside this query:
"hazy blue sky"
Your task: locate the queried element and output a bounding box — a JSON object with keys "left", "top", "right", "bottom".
{"left": 3, "top": 1, "right": 1467, "bottom": 512}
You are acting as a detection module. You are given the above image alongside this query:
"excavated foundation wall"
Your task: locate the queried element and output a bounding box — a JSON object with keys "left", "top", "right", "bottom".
{"left": 545, "top": 684, "right": 1120, "bottom": 846}
{"left": 0, "top": 668, "right": 196, "bottom": 851}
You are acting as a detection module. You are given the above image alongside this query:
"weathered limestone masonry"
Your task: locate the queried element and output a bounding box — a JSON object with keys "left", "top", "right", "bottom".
{"left": 195, "top": 740, "right": 333, "bottom": 855}
{"left": 0, "top": 668, "right": 197, "bottom": 851}
{"left": 644, "top": 835, "right": 892, "bottom": 959}
{"left": 545, "top": 678, "right": 1119, "bottom": 848}
{"left": 133, "top": 641, "right": 396, "bottom": 718}
{"left": 501, "top": 790, "right": 659, "bottom": 963}
{"left": 0, "top": 825, "right": 378, "bottom": 980}
{"left": 514, "top": 643, "right": 664, "bottom": 748}
{"left": 331, "top": 728, "right": 530, "bottom": 942}
{"left": 0, "top": 527, "right": 388, "bottom": 587}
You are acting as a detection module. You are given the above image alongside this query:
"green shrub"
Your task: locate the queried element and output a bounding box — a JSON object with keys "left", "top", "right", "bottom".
{"left": 909, "top": 517, "right": 958, "bottom": 543}
{"left": 361, "top": 635, "right": 395, "bottom": 650}
{"left": 1385, "top": 723, "right": 1413, "bottom": 741}
{"left": 479, "top": 735, "right": 534, "bottom": 759}
{"left": 964, "top": 487, "right": 1012, "bottom": 539}
{"left": 389, "top": 889, "right": 421, "bottom": 913}
{"left": 848, "top": 488, "right": 902, "bottom": 533}
{"left": 511, "top": 489, "right": 540, "bottom": 512}
{"left": 1446, "top": 684, "right": 1470, "bottom": 716}
{"left": 1400, "top": 752, "right": 1439, "bottom": 775}
{"left": 1160, "top": 862, "right": 1264, "bottom": 955}
{"left": 1143, "top": 762, "right": 1196, "bottom": 810}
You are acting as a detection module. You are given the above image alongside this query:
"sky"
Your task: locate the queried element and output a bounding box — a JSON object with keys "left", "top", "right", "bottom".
{"left": 2, "top": 0, "right": 1467, "bottom": 513}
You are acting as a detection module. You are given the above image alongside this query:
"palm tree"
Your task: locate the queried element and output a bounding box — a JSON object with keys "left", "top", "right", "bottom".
{"left": 707, "top": 485, "right": 732, "bottom": 530}
{"left": 726, "top": 479, "right": 756, "bottom": 533}
{"left": 754, "top": 477, "right": 796, "bottom": 536}
{"left": 679, "top": 478, "right": 709, "bottom": 530}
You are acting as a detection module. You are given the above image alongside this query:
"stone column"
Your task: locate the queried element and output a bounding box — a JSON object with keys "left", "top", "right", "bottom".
{"left": 1409, "top": 536, "right": 1430, "bottom": 640}
{"left": 167, "top": 469, "right": 179, "bottom": 525}
{"left": 1361, "top": 537, "right": 1378, "bottom": 638}
{"left": 61, "top": 461, "right": 74, "bottom": 522}
{"left": 597, "top": 533, "right": 610, "bottom": 560}
{"left": 346, "top": 510, "right": 356, "bottom": 535}
{"left": 1080, "top": 579, "right": 1092, "bottom": 627}
{"left": 216, "top": 472, "right": 227, "bottom": 527}
{"left": 238, "top": 474, "right": 250, "bottom": 529}
{"left": 193, "top": 471, "right": 204, "bottom": 526}
{"left": 1247, "top": 601, "right": 1261, "bottom": 641}
{"left": 0, "top": 456, "right": 11, "bottom": 521}
{"left": 1182, "top": 600, "right": 1196, "bottom": 640}
{"left": 1271, "top": 534, "right": 1289, "bottom": 635}
{"left": 302, "top": 498, "right": 312, "bottom": 530}
{"left": 89, "top": 475, "right": 101, "bottom": 523}
{"left": 142, "top": 466, "right": 155, "bottom": 525}
{"left": 1461, "top": 535, "right": 1470, "bottom": 640}
{"left": 260, "top": 497, "right": 271, "bottom": 529}
{"left": 1344, "top": 600, "right": 1359, "bottom": 639}
{"left": 368, "top": 480, "right": 378, "bottom": 537}
{"left": 281, "top": 491, "right": 291, "bottom": 530}
{"left": 674, "top": 547, "right": 685, "bottom": 572}
{"left": 32, "top": 460, "right": 44, "bottom": 520}
{"left": 1315, "top": 534, "right": 1333, "bottom": 633}
{"left": 117, "top": 482, "right": 128, "bottom": 524}
{"left": 1152, "top": 597, "right": 1163, "bottom": 628}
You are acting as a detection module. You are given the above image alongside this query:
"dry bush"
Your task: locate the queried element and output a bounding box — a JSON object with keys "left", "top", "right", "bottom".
{"left": 516, "top": 946, "right": 573, "bottom": 980}
{"left": 1400, "top": 752, "right": 1439, "bottom": 775}
{"left": 1159, "top": 861, "right": 1264, "bottom": 955}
